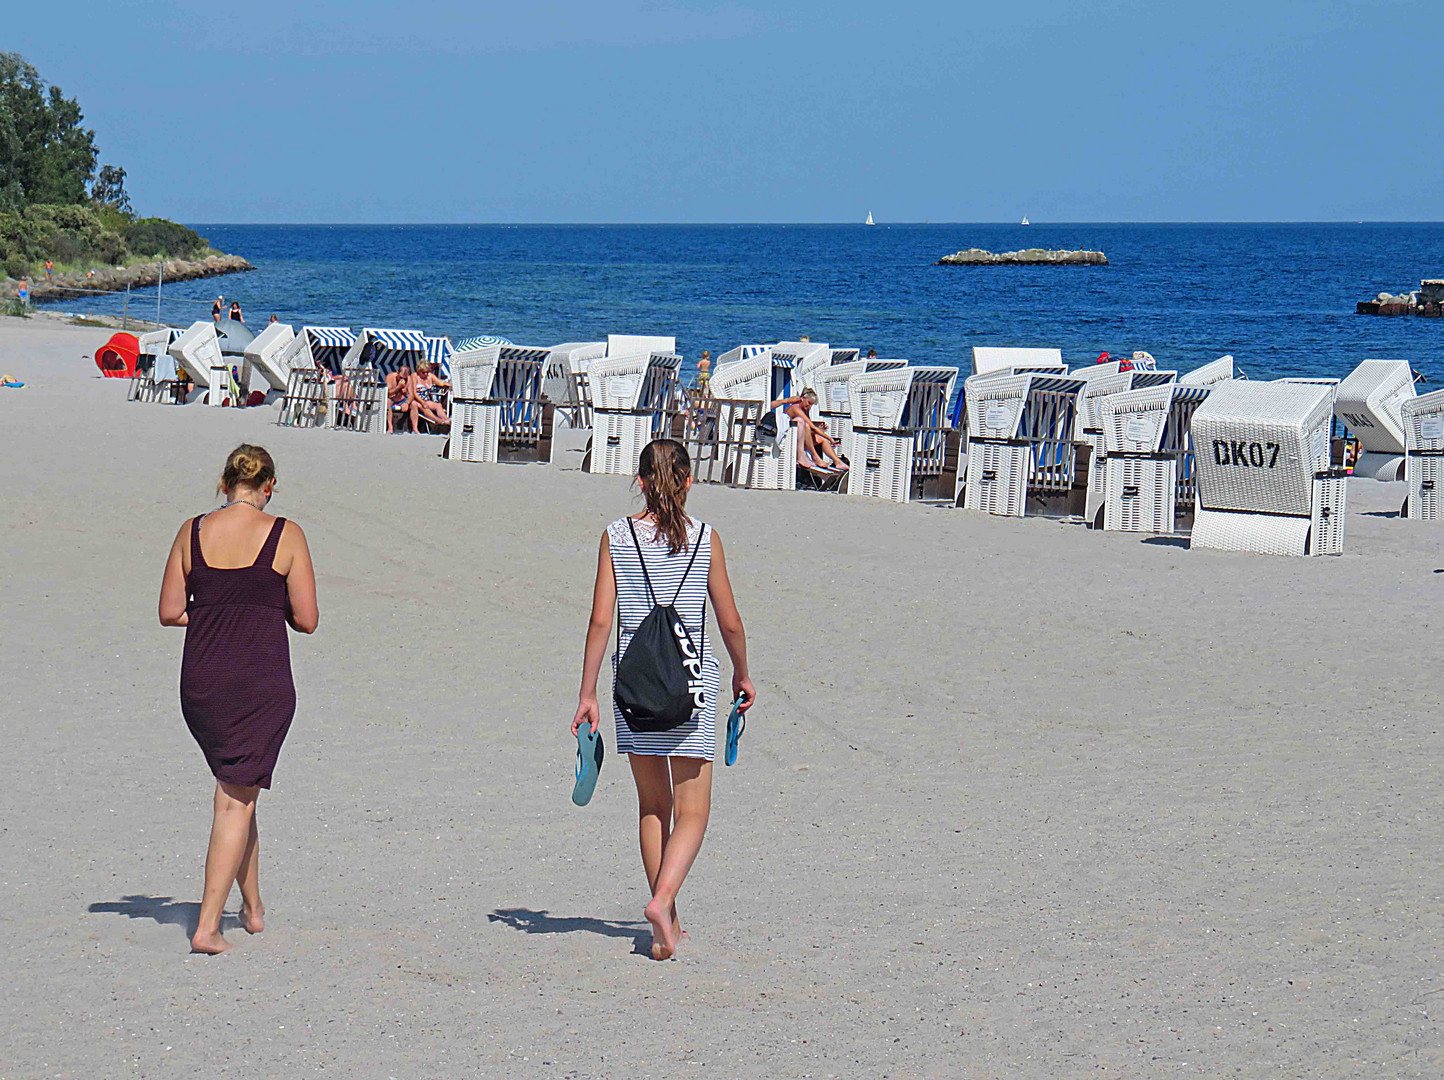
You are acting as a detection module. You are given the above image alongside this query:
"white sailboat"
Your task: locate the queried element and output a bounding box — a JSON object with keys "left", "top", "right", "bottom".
{"left": 865, "top": 211, "right": 875, "bottom": 226}
{"left": 1021, "top": 216, "right": 1030, "bottom": 225}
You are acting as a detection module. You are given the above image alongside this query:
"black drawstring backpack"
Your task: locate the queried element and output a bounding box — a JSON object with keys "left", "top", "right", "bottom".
{"left": 613, "top": 518, "right": 707, "bottom": 733}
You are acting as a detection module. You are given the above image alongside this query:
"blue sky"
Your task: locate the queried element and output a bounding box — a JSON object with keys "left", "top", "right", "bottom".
{"left": 11, "top": 0, "right": 1442, "bottom": 222}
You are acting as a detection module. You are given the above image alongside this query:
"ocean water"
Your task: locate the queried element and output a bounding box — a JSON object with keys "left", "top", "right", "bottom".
{"left": 61, "top": 223, "right": 1444, "bottom": 381}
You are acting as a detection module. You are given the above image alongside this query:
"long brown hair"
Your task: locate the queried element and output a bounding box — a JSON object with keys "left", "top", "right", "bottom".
{"left": 637, "top": 439, "right": 692, "bottom": 554}
{"left": 218, "top": 444, "right": 276, "bottom": 495}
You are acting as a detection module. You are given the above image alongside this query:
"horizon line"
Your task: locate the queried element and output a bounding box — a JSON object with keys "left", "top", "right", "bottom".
{"left": 177, "top": 219, "right": 1444, "bottom": 228}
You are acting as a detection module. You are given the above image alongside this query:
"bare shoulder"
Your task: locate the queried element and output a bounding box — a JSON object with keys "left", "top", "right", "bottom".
{"left": 281, "top": 519, "right": 308, "bottom": 545}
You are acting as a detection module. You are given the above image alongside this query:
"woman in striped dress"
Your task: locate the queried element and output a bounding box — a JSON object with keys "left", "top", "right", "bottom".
{"left": 573, "top": 439, "right": 755, "bottom": 960}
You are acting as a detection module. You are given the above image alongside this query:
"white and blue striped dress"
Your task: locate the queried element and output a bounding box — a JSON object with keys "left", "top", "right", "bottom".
{"left": 609, "top": 515, "right": 719, "bottom": 760}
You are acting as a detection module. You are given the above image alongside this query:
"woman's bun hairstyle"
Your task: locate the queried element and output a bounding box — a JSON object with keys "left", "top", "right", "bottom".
{"left": 218, "top": 444, "right": 277, "bottom": 495}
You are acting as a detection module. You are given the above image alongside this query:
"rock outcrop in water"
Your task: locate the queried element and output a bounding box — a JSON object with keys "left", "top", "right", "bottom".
{"left": 1356, "top": 279, "right": 1444, "bottom": 317}
{"left": 2, "top": 254, "right": 254, "bottom": 302}
{"left": 937, "top": 247, "right": 1108, "bottom": 266}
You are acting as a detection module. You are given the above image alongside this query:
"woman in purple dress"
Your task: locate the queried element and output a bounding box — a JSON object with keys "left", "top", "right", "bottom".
{"left": 158, "top": 445, "right": 318, "bottom": 954}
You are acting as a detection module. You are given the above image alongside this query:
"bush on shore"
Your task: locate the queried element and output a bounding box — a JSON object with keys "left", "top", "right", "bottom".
{"left": 0, "top": 204, "right": 208, "bottom": 279}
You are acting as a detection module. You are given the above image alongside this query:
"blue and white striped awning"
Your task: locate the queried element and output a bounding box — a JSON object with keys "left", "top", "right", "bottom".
{"left": 454, "top": 334, "right": 513, "bottom": 352}
{"left": 305, "top": 327, "right": 356, "bottom": 349}
{"left": 364, "top": 328, "right": 428, "bottom": 351}
{"left": 426, "top": 336, "right": 454, "bottom": 377}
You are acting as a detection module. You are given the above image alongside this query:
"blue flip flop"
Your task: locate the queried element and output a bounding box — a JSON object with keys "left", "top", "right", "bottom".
{"left": 572, "top": 727, "right": 604, "bottom": 806}
{"left": 724, "top": 695, "right": 747, "bottom": 767}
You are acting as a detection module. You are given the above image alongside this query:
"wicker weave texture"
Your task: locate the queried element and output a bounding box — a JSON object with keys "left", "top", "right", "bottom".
{"left": 590, "top": 412, "right": 651, "bottom": 476}
{"left": 1103, "top": 457, "right": 1176, "bottom": 533}
{"left": 1335, "top": 359, "right": 1413, "bottom": 455}
{"left": 962, "top": 373, "right": 1030, "bottom": 439}
{"left": 451, "top": 402, "right": 502, "bottom": 463}
{"left": 1310, "top": 475, "right": 1348, "bottom": 555}
{"left": 849, "top": 432, "right": 913, "bottom": 503}
{"left": 1405, "top": 454, "right": 1444, "bottom": 520}
{"left": 1191, "top": 381, "right": 1332, "bottom": 517}
{"left": 1190, "top": 508, "right": 1311, "bottom": 556}
{"left": 1178, "top": 355, "right": 1234, "bottom": 387}
{"left": 1400, "top": 387, "right": 1444, "bottom": 452}
{"left": 963, "top": 442, "right": 1028, "bottom": 516}
{"left": 747, "top": 424, "right": 799, "bottom": 491}
{"left": 241, "top": 323, "right": 295, "bottom": 392}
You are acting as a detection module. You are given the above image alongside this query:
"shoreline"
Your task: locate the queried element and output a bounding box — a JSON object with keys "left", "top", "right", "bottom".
{"left": 3, "top": 253, "right": 254, "bottom": 303}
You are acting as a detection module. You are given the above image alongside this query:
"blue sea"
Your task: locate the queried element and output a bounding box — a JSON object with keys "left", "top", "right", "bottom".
{"left": 63, "top": 223, "right": 1444, "bottom": 381}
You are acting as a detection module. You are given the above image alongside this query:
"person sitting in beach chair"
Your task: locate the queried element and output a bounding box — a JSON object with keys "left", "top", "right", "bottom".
{"left": 385, "top": 365, "right": 415, "bottom": 433}
{"left": 411, "top": 361, "right": 451, "bottom": 432}
{"left": 770, "top": 388, "right": 848, "bottom": 471}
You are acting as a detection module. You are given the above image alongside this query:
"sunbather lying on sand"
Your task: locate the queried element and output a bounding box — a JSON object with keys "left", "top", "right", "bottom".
{"left": 770, "top": 389, "right": 848, "bottom": 471}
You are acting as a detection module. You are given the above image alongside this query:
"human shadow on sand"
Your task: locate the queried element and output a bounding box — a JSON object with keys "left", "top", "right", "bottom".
{"left": 488, "top": 908, "right": 651, "bottom": 955}
{"left": 87, "top": 895, "right": 239, "bottom": 937}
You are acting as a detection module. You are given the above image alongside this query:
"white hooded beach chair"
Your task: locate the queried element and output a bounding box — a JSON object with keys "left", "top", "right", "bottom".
{"left": 1074, "top": 369, "right": 1179, "bottom": 525}
{"left": 846, "top": 366, "right": 959, "bottom": 503}
{"left": 815, "top": 357, "right": 908, "bottom": 459}
{"left": 708, "top": 348, "right": 799, "bottom": 490}
{"left": 1399, "top": 388, "right": 1444, "bottom": 519}
{"left": 773, "top": 341, "right": 831, "bottom": 395}
{"left": 274, "top": 327, "right": 357, "bottom": 428}
{"left": 540, "top": 342, "right": 606, "bottom": 428}
{"left": 958, "top": 371, "right": 1088, "bottom": 516}
{"left": 242, "top": 323, "right": 296, "bottom": 398}
{"left": 447, "top": 345, "right": 555, "bottom": 464}
{"left": 1335, "top": 359, "right": 1414, "bottom": 481}
{"left": 168, "top": 322, "right": 226, "bottom": 406}
{"left": 1189, "top": 381, "right": 1345, "bottom": 556}
{"left": 128, "top": 328, "right": 186, "bottom": 403}
{"left": 971, "top": 346, "right": 1066, "bottom": 377}
{"left": 1096, "top": 384, "right": 1212, "bottom": 532}
{"left": 586, "top": 351, "right": 682, "bottom": 476}
{"left": 1179, "top": 355, "right": 1237, "bottom": 387}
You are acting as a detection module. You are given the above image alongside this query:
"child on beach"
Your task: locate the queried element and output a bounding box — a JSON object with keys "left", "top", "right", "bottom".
{"left": 572, "top": 439, "right": 755, "bottom": 960}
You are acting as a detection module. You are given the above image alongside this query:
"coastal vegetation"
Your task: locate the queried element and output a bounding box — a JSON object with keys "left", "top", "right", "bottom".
{"left": 0, "top": 53, "right": 217, "bottom": 282}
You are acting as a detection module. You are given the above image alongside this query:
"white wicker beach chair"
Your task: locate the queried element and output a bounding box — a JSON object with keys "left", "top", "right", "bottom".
{"left": 709, "top": 349, "right": 799, "bottom": 490}
{"left": 1178, "top": 355, "right": 1236, "bottom": 387}
{"left": 814, "top": 358, "right": 908, "bottom": 461}
{"left": 586, "top": 352, "right": 682, "bottom": 477}
{"left": 243, "top": 323, "right": 296, "bottom": 396}
{"left": 446, "top": 345, "right": 555, "bottom": 464}
{"left": 128, "top": 328, "right": 185, "bottom": 403}
{"left": 1400, "top": 388, "right": 1444, "bottom": 519}
{"left": 168, "top": 322, "right": 225, "bottom": 405}
{"left": 276, "top": 327, "right": 356, "bottom": 379}
{"left": 971, "top": 346, "right": 1066, "bottom": 377}
{"left": 1335, "top": 359, "right": 1414, "bottom": 481}
{"left": 958, "top": 370, "right": 1087, "bottom": 516}
{"left": 846, "top": 366, "right": 959, "bottom": 503}
{"left": 1096, "top": 384, "right": 1211, "bottom": 532}
{"left": 1190, "top": 381, "right": 1345, "bottom": 556}
{"left": 713, "top": 344, "right": 770, "bottom": 367}
{"left": 541, "top": 342, "right": 606, "bottom": 427}
{"left": 1074, "top": 369, "right": 1179, "bottom": 524}
{"left": 773, "top": 341, "right": 829, "bottom": 394}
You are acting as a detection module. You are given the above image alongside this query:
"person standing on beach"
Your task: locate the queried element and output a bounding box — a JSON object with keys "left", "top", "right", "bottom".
{"left": 157, "top": 445, "right": 318, "bottom": 954}
{"left": 229, "top": 301, "right": 244, "bottom": 323}
{"left": 572, "top": 439, "right": 755, "bottom": 960}
{"left": 212, "top": 296, "right": 223, "bottom": 321}
{"left": 696, "top": 350, "right": 711, "bottom": 395}
{"left": 44, "top": 260, "right": 53, "bottom": 282}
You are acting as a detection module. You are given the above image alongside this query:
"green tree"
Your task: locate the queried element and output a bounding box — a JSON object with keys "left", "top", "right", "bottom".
{"left": 0, "top": 53, "right": 98, "bottom": 210}
{"left": 91, "top": 164, "right": 131, "bottom": 213}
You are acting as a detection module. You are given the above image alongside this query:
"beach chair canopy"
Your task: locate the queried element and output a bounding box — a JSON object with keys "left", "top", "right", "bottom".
{"left": 242, "top": 323, "right": 296, "bottom": 391}
{"left": 1075, "top": 369, "right": 1178, "bottom": 438}
{"left": 356, "top": 328, "right": 428, "bottom": 375}
{"left": 425, "top": 336, "right": 453, "bottom": 376}
{"left": 138, "top": 328, "right": 183, "bottom": 357}
{"left": 817, "top": 359, "right": 908, "bottom": 414}
{"left": 215, "top": 321, "right": 255, "bottom": 356}
{"left": 454, "top": 335, "right": 513, "bottom": 352}
{"left": 714, "top": 344, "right": 770, "bottom": 367}
{"left": 1335, "top": 359, "right": 1414, "bottom": 455}
{"left": 1179, "top": 355, "right": 1236, "bottom": 387}
{"left": 1191, "top": 380, "right": 1334, "bottom": 517}
{"left": 1401, "top": 388, "right": 1444, "bottom": 452}
{"left": 169, "top": 321, "right": 224, "bottom": 384}
{"left": 590, "top": 352, "right": 681, "bottom": 413}
{"left": 295, "top": 327, "right": 357, "bottom": 375}
{"left": 972, "top": 346, "right": 1066, "bottom": 376}
{"left": 711, "top": 351, "right": 794, "bottom": 404}
{"left": 850, "top": 366, "right": 959, "bottom": 432}
{"left": 1099, "top": 384, "right": 1211, "bottom": 455}
{"left": 542, "top": 342, "right": 606, "bottom": 404}
{"left": 608, "top": 334, "right": 676, "bottom": 358}
{"left": 771, "top": 341, "right": 829, "bottom": 392}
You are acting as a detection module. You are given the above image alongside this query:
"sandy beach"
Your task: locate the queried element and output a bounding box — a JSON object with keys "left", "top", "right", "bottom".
{"left": 2, "top": 315, "right": 1441, "bottom": 1078}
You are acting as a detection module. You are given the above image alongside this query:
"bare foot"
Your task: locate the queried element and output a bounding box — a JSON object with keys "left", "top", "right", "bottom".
{"left": 240, "top": 904, "right": 265, "bottom": 935}
{"left": 190, "top": 929, "right": 232, "bottom": 955}
{"left": 672, "top": 905, "right": 688, "bottom": 947}
{"left": 644, "top": 898, "right": 678, "bottom": 960}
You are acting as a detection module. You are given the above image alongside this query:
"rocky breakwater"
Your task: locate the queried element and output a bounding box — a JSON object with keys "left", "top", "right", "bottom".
{"left": 3, "top": 253, "right": 254, "bottom": 302}
{"left": 937, "top": 247, "right": 1108, "bottom": 266}
{"left": 1356, "top": 279, "right": 1444, "bottom": 317}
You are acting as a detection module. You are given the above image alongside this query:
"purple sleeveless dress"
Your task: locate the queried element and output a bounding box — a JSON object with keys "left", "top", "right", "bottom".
{"left": 181, "top": 516, "right": 297, "bottom": 789}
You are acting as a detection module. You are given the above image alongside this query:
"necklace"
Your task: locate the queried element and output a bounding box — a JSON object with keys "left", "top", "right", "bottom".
{"left": 220, "top": 498, "right": 266, "bottom": 511}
